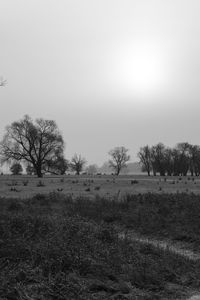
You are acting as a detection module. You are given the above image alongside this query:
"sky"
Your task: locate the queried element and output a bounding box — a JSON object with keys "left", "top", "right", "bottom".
{"left": 1, "top": 0, "right": 200, "bottom": 165}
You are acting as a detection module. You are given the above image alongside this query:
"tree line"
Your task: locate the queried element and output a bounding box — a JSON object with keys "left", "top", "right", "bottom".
{"left": 0, "top": 115, "right": 130, "bottom": 177}
{"left": 138, "top": 143, "right": 200, "bottom": 176}
{"left": 1, "top": 115, "right": 199, "bottom": 177}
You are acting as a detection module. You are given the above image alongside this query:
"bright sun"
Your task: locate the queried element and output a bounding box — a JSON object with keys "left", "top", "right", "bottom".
{"left": 110, "top": 40, "right": 167, "bottom": 101}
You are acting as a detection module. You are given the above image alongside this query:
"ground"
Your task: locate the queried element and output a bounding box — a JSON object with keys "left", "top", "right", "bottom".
{"left": 1, "top": 174, "right": 200, "bottom": 198}
{"left": 1, "top": 174, "right": 200, "bottom": 299}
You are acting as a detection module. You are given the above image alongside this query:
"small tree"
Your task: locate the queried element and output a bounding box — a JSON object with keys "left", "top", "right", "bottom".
{"left": 108, "top": 146, "right": 130, "bottom": 175}
{"left": 150, "top": 143, "right": 166, "bottom": 176}
{"left": 70, "top": 154, "right": 86, "bottom": 175}
{"left": 26, "top": 164, "right": 36, "bottom": 175}
{"left": 10, "top": 163, "right": 23, "bottom": 175}
{"left": 86, "top": 164, "right": 98, "bottom": 175}
{"left": 138, "top": 145, "right": 152, "bottom": 176}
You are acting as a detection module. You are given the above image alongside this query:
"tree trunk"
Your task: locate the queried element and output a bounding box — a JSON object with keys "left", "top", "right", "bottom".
{"left": 116, "top": 167, "right": 120, "bottom": 176}
{"left": 36, "top": 166, "right": 43, "bottom": 177}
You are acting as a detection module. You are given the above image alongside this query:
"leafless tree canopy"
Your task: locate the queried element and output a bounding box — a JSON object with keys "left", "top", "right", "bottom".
{"left": 0, "top": 115, "right": 64, "bottom": 177}
{"left": 70, "top": 154, "right": 86, "bottom": 175}
{"left": 109, "top": 146, "right": 130, "bottom": 175}
{"left": 138, "top": 145, "right": 152, "bottom": 176}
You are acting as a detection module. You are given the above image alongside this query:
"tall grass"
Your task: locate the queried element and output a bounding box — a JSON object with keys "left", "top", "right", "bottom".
{"left": 67, "top": 192, "right": 200, "bottom": 245}
{"left": 1, "top": 192, "right": 200, "bottom": 299}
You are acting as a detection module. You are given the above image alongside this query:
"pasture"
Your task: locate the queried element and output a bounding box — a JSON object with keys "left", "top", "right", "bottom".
{"left": 1, "top": 192, "right": 200, "bottom": 299}
{"left": 2, "top": 175, "right": 200, "bottom": 299}
{"left": 1, "top": 174, "right": 200, "bottom": 198}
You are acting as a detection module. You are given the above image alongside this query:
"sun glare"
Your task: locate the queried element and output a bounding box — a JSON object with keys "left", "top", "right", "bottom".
{"left": 110, "top": 40, "right": 168, "bottom": 101}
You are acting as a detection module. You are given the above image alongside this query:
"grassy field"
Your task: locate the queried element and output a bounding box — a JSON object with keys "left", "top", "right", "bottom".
{"left": 1, "top": 174, "right": 200, "bottom": 198}
{"left": 1, "top": 175, "right": 200, "bottom": 299}
{"left": 1, "top": 192, "right": 200, "bottom": 299}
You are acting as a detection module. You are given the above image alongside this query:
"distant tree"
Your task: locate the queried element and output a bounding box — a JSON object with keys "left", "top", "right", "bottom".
{"left": 150, "top": 143, "right": 166, "bottom": 176}
{"left": 163, "top": 147, "right": 174, "bottom": 176}
{"left": 138, "top": 141, "right": 200, "bottom": 177}
{"left": 174, "top": 142, "right": 190, "bottom": 176}
{"left": 138, "top": 145, "right": 152, "bottom": 176}
{"left": 188, "top": 145, "right": 200, "bottom": 176}
{"left": 26, "top": 164, "right": 36, "bottom": 175}
{"left": 108, "top": 146, "right": 130, "bottom": 175}
{"left": 70, "top": 154, "right": 86, "bottom": 175}
{"left": 10, "top": 163, "right": 23, "bottom": 175}
{"left": 98, "top": 161, "right": 112, "bottom": 174}
{"left": 86, "top": 164, "right": 98, "bottom": 175}
{"left": 0, "top": 115, "right": 64, "bottom": 177}
{"left": 171, "top": 148, "right": 181, "bottom": 176}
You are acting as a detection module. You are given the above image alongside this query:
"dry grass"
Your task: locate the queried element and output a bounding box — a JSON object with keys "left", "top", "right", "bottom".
{"left": 1, "top": 193, "right": 200, "bottom": 299}
{"left": 0, "top": 174, "right": 200, "bottom": 198}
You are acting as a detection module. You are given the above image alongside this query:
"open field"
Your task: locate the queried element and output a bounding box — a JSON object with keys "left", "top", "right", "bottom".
{"left": 2, "top": 177, "right": 200, "bottom": 299}
{"left": 1, "top": 192, "right": 200, "bottom": 299}
{"left": 1, "top": 174, "right": 200, "bottom": 198}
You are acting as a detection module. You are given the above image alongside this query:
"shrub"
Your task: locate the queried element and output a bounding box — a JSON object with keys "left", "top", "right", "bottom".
{"left": 37, "top": 180, "right": 45, "bottom": 187}
{"left": 10, "top": 187, "right": 20, "bottom": 192}
{"left": 23, "top": 180, "right": 29, "bottom": 186}
{"left": 131, "top": 180, "right": 138, "bottom": 184}
{"left": 7, "top": 181, "right": 18, "bottom": 186}
{"left": 10, "top": 163, "right": 23, "bottom": 175}
{"left": 94, "top": 186, "right": 100, "bottom": 190}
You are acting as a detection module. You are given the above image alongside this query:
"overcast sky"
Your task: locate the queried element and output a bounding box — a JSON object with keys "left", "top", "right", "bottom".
{"left": 1, "top": 0, "right": 200, "bottom": 165}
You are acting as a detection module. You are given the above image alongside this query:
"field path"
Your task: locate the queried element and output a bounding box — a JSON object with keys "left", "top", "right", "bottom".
{"left": 119, "top": 230, "right": 200, "bottom": 261}
{"left": 119, "top": 229, "right": 200, "bottom": 299}
{"left": 188, "top": 296, "right": 200, "bottom": 300}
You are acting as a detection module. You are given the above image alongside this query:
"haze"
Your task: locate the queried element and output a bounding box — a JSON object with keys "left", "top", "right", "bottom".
{"left": 1, "top": 0, "right": 200, "bottom": 165}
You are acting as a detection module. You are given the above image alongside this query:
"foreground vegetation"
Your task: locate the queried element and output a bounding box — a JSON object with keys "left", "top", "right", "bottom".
{"left": 1, "top": 192, "right": 200, "bottom": 299}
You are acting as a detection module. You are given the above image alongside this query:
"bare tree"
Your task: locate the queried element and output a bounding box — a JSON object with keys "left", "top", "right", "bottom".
{"left": 171, "top": 142, "right": 190, "bottom": 176}
{"left": 138, "top": 145, "right": 152, "bottom": 176}
{"left": 150, "top": 143, "right": 166, "bottom": 176}
{"left": 108, "top": 146, "right": 130, "bottom": 175}
{"left": 163, "top": 147, "right": 174, "bottom": 176}
{"left": 188, "top": 145, "right": 200, "bottom": 176}
{"left": 86, "top": 164, "right": 98, "bottom": 175}
{"left": 0, "top": 115, "right": 64, "bottom": 177}
{"left": 70, "top": 154, "right": 86, "bottom": 175}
